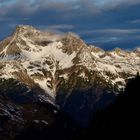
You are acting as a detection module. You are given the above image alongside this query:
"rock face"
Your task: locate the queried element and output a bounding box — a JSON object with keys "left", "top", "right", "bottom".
{"left": 0, "top": 25, "right": 140, "bottom": 126}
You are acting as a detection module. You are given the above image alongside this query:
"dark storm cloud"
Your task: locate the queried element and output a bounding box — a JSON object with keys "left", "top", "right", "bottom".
{"left": 0, "top": 0, "right": 140, "bottom": 50}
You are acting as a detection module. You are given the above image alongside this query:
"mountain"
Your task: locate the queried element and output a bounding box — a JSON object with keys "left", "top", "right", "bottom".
{"left": 0, "top": 78, "right": 83, "bottom": 140}
{"left": 0, "top": 25, "right": 140, "bottom": 127}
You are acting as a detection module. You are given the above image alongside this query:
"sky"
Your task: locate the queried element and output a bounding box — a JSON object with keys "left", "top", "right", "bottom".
{"left": 0, "top": 0, "right": 140, "bottom": 50}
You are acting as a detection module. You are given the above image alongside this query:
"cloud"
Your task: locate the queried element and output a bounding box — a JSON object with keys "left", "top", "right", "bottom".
{"left": 129, "top": 19, "right": 140, "bottom": 24}
{"left": 1, "top": 0, "right": 140, "bottom": 16}
{"left": 47, "top": 24, "right": 74, "bottom": 30}
{"left": 95, "top": 29, "right": 140, "bottom": 35}
{"left": 1, "top": 0, "right": 140, "bottom": 50}
{"left": 0, "top": 0, "right": 6, "bottom": 3}
{"left": 0, "top": 0, "right": 11, "bottom": 3}
{"left": 36, "top": 24, "right": 74, "bottom": 34}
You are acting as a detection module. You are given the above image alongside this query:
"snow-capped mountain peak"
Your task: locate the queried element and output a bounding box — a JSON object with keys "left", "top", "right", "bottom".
{"left": 0, "top": 25, "right": 140, "bottom": 101}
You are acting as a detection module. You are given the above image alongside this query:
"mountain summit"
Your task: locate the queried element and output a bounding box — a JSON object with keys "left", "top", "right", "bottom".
{"left": 0, "top": 25, "right": 140, "bottom": 125}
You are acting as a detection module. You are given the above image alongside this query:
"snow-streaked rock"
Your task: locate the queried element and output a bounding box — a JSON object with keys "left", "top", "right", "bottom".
{"left": 0, "top": 25, "right": 140, "bottom": 100}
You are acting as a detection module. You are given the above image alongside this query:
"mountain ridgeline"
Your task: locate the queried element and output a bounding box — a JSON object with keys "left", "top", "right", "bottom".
{"left": 0, "top": 25, "right": 140, "bottom": 139}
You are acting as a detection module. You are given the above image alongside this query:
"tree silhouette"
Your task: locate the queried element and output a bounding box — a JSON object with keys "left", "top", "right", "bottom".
{"left": 85, "top": 74, "right": 140, "bottom": 139}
